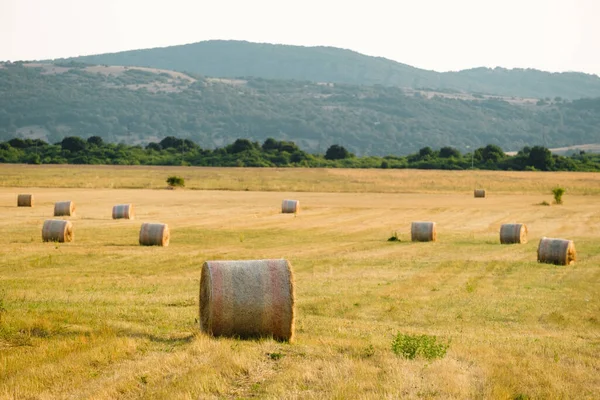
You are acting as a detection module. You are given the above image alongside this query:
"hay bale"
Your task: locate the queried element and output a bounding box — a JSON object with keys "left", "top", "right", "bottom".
{"left": 17, "top": 194, "right": 34, "bottom": 207}
{"left": 54, "top": 201, "right": 75, "bottom": 216}
{"left": 411, "top": 221, "right": 437, "bottom": 242}
{"left": 281, "top": 199, "right": 299, "bottom": 214}
{"left": 112, "top": 204, "right": 134, "bottom": 220}
{"left": 200, "top": 259, "right": 295, "bottom": 342}
{"left": 42, "top": 219, "right": 74, "bottom": 242}
{"left": 500, "top": 223, "right": 528, "bottom": 244}
{"left": 474, "top": 189, "right": 486, "bottom": 198}
{"left": 537, "top": 237, "right": 576, "bottom": 265}
{"left": 139, "top": 222, "right": 169, "bottom": 246}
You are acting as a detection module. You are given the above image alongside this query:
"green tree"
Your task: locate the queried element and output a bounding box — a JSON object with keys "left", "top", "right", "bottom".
{"left": 61, "top": 136, "right": 87, "bottom": 152}
{"left": 87, "top": 136, "right": 104, "bottom": 146}
{"left": 325, "top": 144, "right": 352, "bottom": 160}
{"left": 481, "top": 144, "right": 505, "bottom": 163}
{"left": 528, "top": 146, "right": 554, "bottom": 171}
{"left": 439, "top": 146, "right": 461, "bottom": 158}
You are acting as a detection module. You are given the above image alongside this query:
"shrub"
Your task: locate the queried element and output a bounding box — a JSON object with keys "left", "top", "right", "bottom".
{"left": 166, "top": 176, "right": 185, "bottom": 187}
{"left": 552, "top": 187, "right": 565, "bottom": 204}
{"left": 391, "top": 333, "right": 450, "bottom": 360}
{"left": 387, "top": 231, "right": 400, "bottom": 242}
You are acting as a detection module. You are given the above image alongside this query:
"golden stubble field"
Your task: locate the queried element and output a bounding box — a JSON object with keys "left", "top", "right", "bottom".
{"left": 0, "top": 165, "right": 599, "bottom": 399}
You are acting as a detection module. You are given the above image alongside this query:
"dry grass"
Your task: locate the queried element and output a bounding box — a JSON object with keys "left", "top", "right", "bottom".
{"left": 2, "top": 164, "right": 600, "bottom": 195}
{"left": 0, "top": 166, "right": 599, "bottom": 399}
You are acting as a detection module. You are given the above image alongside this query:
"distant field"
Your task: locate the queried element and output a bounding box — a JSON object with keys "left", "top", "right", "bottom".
{"left": 2, "top": 164, "right": 600, "bottom": 195}
{"left": 0, "top": 166, "right": 599, "bottom": 399}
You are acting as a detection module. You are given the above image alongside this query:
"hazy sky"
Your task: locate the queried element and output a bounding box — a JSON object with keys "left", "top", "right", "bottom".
{"left": 1, "top": 0, "right": 598, "bottom": 75}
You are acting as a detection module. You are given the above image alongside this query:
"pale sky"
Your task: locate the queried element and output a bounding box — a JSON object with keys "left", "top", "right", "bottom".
{"left": 1, "top": 0, "right": 599, "bottom": 76}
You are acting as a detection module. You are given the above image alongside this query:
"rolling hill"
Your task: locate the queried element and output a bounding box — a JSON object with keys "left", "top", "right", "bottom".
{"left": 58, "top": 40, "right": 600, "bottom": 100}
{"left": 1, "top": 62, "right": 599, "bottom": 156}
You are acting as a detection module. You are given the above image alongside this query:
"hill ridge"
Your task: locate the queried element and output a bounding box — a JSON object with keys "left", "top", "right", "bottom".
{"left": 54, "top": 39, "right": 600, "bottom": 99}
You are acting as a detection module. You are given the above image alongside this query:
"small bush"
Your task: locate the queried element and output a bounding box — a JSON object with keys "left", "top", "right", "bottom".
{"left": 391, "top": 333, "right": 450, "bottom": 360}
{"left": 552, "top": 187, "right": 565, "bottom": 204}
{"left": 166, "top": 176, "right": 185, "bottom": 187}
{"left": 387, "top": 231, "right": 400, "bottom": 242}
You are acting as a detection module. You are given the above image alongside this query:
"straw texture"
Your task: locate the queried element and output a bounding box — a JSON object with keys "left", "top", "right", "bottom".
{"left": 537, "top": 237, "right": 576, "bottom": 265}
{"left": 54, "top": 201, "right": 75, "bottom": 216}
{"left": 112, "top": 204, "right": 134, "bottom": 220}
{"left": 500, "top": 223, "right": 528, "bottom": 244}
{"left": 200, "top": 259, "right": 295, "bottom": 342}
{"left": 42, "top": 219, "right": 74, "bottom": 242}
{"left": 411, "top": 221, "right": 437, "bottom": 242}
{"left": 17, "top": 194, "right": 34, "bottom": 207}
{"left": 474, "top": 189, "right": 486, "bottom": 198}
{"left": 281, "top": 199, "right": 299, "bottom": 214}
{"left": 139, "top": 223, "right": 170, "bottom": 246}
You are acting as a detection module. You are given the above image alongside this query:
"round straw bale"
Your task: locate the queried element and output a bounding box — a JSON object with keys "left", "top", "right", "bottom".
{"left": 139, "top": 222, "right": 170, "bottom": 246}
{"left": 500, "top": 223, "right": 528, "bottom": 244}
{"left": 54, "top": 201, "right": 75, "bottom": 216}
{"left": 112, "top": 204, "right": 134, "bottom": 220}
{"left": 474, "top": 189, "right": 486, "bottom": 198}
{"left": 281, "top": 199, "right": 299, "bottom": 214}
{"left": 411, "top": 221, "right": 437, "bottom": 242}
{"left": 42, "top": 219, "right": 74, "bottom": 242}
{"left": 537, "top": 237, "right": 576, "bottom": 265}
{"left": 200, "top": 259, "right": 295, "bottom": 342}
{"left": 17, "top": 194, "right": 34, "bottom": 207}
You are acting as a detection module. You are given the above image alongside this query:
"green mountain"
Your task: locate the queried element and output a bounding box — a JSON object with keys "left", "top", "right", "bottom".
{"left": 59, "top": 40, "right": 600, "bottom": 100}
{"left": 1, "top": 62, "right": 599, "bottom": 156}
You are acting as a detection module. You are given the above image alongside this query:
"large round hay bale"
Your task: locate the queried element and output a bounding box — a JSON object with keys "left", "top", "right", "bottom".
{"left": 537, "top": 237, "right": 576, "bottom": 265}
{"left": 42, "top": 220, "right": 74, "bottom": 243}
{"left": 17, "top": 194, "right": 34, "bottom": 207}
{"left": 139, "top": 223, "right": 169, "bottom": 246}
{"left": 474, "top": 189, "right": 486, "bottom": 198}
{"left": 500, "top": 223, "right": 528, "bottom": 244}
{"left": 281, "top": 199, "right": 299, "bottom": 214}
{"left": 411, "top": 221, "right": 437, "bottom": 242}
{"left": 54, "top": 201, "right": 75, "bottom": 216}
{"left": 200, "top": 259, "right": 295, "bottom": 342}
{"left": 112, "top": 204, "right": 134, "bottom": 220}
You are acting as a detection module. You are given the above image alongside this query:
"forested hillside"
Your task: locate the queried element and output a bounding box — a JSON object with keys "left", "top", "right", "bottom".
{"left": 1, "top": 62, "right": 599, "bottom": 156}
{"left": 60, "top": 40, "right": 600, "bottom": 99}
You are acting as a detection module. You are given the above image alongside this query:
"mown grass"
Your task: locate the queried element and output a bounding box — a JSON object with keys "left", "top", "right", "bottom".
{"left": 2, "top": 164, "right": 600, "bottom": 194}
{"left": 0, "top": 166, "right": 599, "bottom": 399}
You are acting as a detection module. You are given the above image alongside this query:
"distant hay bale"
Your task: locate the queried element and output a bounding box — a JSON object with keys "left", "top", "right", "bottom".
{"left": 200, "top": 259, "right": 295, "bottom": 342}
{"left": 42, "top": 219, "right": 74, "bottom": 243}
{"left": 281, "top": 199, "right": 299, "bottom": 214}
{"left": 537, "top": 237, "right": 576, "bottom": 265}
{"left": 411, "top": 221, "right": 437, "bottom": 242}
{"left": 139, "top": 222, "right": 169, "bottom": 246}
{"left": 17, "top": 194, "right": 34, "bottom": 207}
{"left": 54, "top": 201, "right": 75, "bottom": 216}
{"left": 474, "top": 189, "right": 486, "bottom": 198}
{"left": 500, "top": 223, "right": 528, "bottom": 244}
{"left": 112, "top": 204, "right": 134, "bottom": 220}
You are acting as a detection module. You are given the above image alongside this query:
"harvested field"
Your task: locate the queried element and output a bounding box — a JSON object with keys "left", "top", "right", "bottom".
{"left": 0, "top": 166, "right": 599, "bottom": 399}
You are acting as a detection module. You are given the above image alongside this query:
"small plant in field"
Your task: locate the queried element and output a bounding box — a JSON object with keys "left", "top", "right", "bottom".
{"left": 391, "top": 333, "right": 450, "bottom": 360}
{"left": 166, "top": 176, "right": 185, "bottom": 188}
{"left": 538, "top": 200, "right": 550, "bottom": 206}
{"left": 514, "top": 394, "right": 530, "bottom": 400}
{"left": 552, "top": 187, "right": 565, "bottom": 204}
{"left": 0, "top": 290, "right": 6, "bottom": 324}
{"left": 387, "top": 231, "right": 400, "bottom": 242}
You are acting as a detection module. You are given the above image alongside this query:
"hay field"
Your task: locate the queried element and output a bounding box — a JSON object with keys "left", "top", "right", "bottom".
{"left": 0, "top": 166, "right": 599, "bottom": 399}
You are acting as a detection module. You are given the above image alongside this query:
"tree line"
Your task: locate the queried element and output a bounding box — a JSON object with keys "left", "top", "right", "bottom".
{"left": 1, "top": 136, "right": 599, "bottom": 172}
